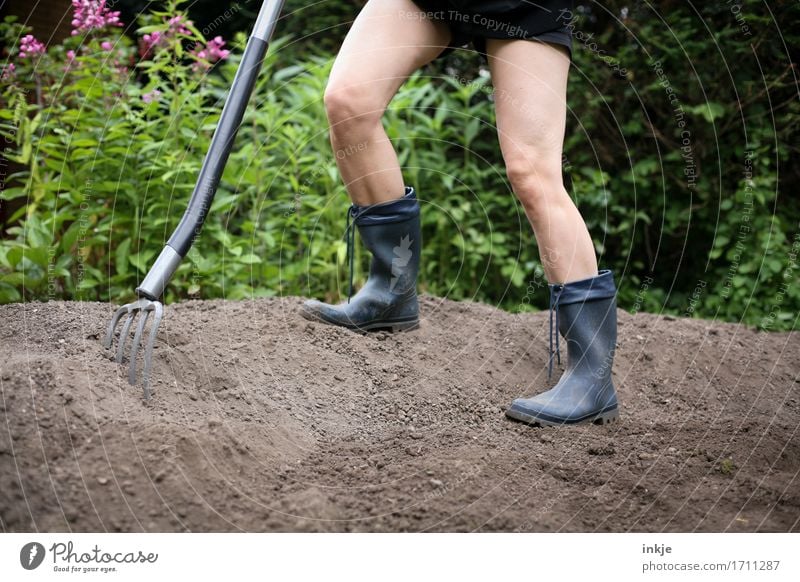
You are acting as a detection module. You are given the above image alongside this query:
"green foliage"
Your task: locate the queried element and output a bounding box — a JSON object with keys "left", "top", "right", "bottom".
{"left": 1, "top": 0, "right": 798, "bottom": 330}
{"left": 551, "top": 0, "right": 800, "bottom": 329}
{"left": 279, "top": 0, "right": 366, "bottom": 55}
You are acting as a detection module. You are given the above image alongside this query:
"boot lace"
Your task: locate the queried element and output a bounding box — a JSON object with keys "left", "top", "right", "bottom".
{"left": 342, "top": 188, "right": 415, "bottom": 303}
{"left": 343, "top": 204, "right": 374, "bottom": 303}
{"left": 548, "top": 284, "right": 564, "bottom": 380}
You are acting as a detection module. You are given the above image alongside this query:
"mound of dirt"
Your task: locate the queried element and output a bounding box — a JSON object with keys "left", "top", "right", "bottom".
{"left": 1, "top": 296, "right": 798, "bottom": 532}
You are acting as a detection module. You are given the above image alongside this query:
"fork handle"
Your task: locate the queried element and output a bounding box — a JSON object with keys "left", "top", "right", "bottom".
{"left": 136, "top": 0, "right": 285, "bottom": 300}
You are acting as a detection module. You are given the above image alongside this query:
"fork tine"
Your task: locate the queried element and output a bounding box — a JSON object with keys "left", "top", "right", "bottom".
{"left": 128, "top": 307, "right": 152, "bottom": 386}
{"left": 115, "top": 311, "right": 138, "bottom": 363}
{"left": 103, "top": 304, "right": 131, "bottom": 349}
{"left": 105, "top": 298, "right": 165, "bottom": 397}
{"left": 141, "top": 301, "right": 164, "bottom": 400}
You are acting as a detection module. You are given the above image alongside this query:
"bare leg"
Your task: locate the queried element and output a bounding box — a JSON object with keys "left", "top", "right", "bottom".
{"left": 486, "top": 38, "right": 598, "bottom": 284}
{"left": 325, "top": 0, "right": 451, "bottom": 205}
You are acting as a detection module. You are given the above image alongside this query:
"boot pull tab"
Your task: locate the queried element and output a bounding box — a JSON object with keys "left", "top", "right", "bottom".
{"left": 548, "top": 283, "right": 564, "bottom": 380}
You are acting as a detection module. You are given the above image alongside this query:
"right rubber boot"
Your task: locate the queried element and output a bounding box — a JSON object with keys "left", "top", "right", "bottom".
{"left": 301, "top": 186, "right": 421, "bottom": 332}
{"left": 506, "top": 270, "right": 620, "bottom": 426}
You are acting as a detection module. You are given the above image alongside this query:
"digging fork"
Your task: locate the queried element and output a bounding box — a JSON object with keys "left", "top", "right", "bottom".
{"left": 104, "top": 0, "right": 285, "bottom": 399}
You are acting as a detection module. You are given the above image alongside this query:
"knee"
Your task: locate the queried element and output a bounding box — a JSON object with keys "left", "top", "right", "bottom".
{"left": 323, "top": 82, "right": 383, "bottom": 136}
{"left": 505, "top": 155, "right": 567, "bottom": 219}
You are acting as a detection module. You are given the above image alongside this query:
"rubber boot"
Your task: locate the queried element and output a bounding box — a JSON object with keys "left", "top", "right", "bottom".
{"left": 506, "top": 269, "right": 619, "bottom": 426}
{"left": 301, "top": 186, "right": 421, "bottom": 332}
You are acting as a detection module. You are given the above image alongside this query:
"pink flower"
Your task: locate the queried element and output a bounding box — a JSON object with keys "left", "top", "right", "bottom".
{"left": 64, "top": 49, "right": 78, "bottom": 72}
{"left": 191, "top": 36, "right": 230, "bottom": 72}
{"left": 139, "top": 30, "right": 163, "bottom": 58}
{"left": 71, "top": 0, "right": 123, "bottom": 35}
{"left": 207, "top": 37, "right": 230, "bottom": 61}
{"left": 101, "top": 41, "right": 113, "bottom": 51}
{"left": 168, "top": 15, "right": 191, "bottom": 36}
{"left": 19, "top": 34, "right": 46, "bottom": 59}
{"left": 142, "top": 88, "right": 162, "bottom": 103}
{"left": 138, "top": 15, "right": 195, "bottom": 60}
{"left": 1, "top": 63, "right": 15, "bottom": 80}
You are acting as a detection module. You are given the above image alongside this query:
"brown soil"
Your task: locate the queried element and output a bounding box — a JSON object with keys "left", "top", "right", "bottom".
{"left": 1, "top": 297, "right": 798, "bottom": 532}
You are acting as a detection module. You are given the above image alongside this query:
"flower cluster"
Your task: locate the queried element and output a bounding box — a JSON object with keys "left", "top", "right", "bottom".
{"left": 60, "top": 49, "right": 76, "bottom": 73}
{"left": 139, "top": 31, "right": 163, "bottom": 57}
{"left": 190, "top": 36, "right": 230, "bottom": 72}
{"left": 139, "top": 14, "right": 193, "bottom": 59}
{"left": 142, "top": 88, "right": 162, "bottom": 104}
{"left": 71, "top": 0, "right": 122, "bottom": 36}
{"left": 168, "top": 15, "right": 191, "bottom": 36}
{"left": 19, "top": 34, "right": 46, "bottom": 58}
{"left": 1, "top": 63, "right": 15, "bottom": 80}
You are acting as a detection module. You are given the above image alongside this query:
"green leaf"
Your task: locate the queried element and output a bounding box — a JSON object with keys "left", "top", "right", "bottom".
{"left": 1, "top": 272, "right": 27, "bottom": 286}
{"left": 70, "top": 138, "right": 98, "bottom": 148}
{"left": 115, "top": 238, "right": 131, "bottom": 276}
{"left": 25, "top": 247, "right": 50, "bottom": 269}
{"left": 129, "top": 250, "right": 156, "bottom": 273}
{"left": 238, "top": 253, "right": 262, "bottom": 265}
{"left": 0, "top": 187, "right": 28, "bottom": 201}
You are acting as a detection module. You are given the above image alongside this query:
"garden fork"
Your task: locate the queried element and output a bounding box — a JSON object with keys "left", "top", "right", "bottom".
{"left": 104, "top": 0, "right": 285, "bottom": 399}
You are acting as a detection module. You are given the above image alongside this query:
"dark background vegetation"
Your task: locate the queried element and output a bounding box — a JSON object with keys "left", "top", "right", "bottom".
{"left": 1, "top": 0, "right": 798, "bottom": 330}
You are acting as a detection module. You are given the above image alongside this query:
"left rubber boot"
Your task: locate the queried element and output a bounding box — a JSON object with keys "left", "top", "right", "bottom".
{"left": 506, "top": 269, "right": 620, "bottom": 426}
{"left": 301, "top": 186, "right": 421, "bottom": 332}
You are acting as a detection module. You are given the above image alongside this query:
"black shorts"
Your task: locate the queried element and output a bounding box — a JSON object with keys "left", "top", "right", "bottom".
{"left": 409, "top": 0, "right": 574, "bottom": 61}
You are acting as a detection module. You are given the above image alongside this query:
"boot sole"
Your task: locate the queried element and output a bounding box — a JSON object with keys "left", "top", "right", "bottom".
{"left": 356, "top": 319, "right": 419, "bottom": 333}
{"left": 300, "top": 307, "right": 419, "bottom": 333}
{"left": 505, "top": 406, "right": 619, "bottom": 427}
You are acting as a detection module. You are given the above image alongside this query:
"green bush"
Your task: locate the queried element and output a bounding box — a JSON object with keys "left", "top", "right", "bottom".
{"left": 1, "top": 0, "right": 798, "bottom": 330}
{"left": 555, "top": 1, "right": 800, "bottom": 329}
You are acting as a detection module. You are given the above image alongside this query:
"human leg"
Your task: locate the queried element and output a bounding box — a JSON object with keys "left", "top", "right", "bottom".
{"left": 302, "top": 0, "right": 451, "bottom": 329}
{"left": 486, "top": 38, "right": 596, "bottom": 284}
{"left": 487, "top": 38, "right": 619, "bottom": 425}
{"left": 325, "top": 0, "right": 451, "bottom": 205}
